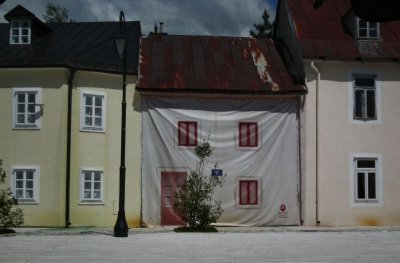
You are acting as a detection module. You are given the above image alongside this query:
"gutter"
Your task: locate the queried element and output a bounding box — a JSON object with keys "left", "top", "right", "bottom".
{"left": 65, "top": 67, "right": 76, "bottom": 228}
{"left": 310, "top": 61, "right": 321, "bottom": 226}
{"left": 135, "top": 87, "right": 308, "bottom": 96}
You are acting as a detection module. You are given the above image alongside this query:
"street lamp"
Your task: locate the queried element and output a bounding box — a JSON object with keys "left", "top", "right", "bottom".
{"left": 114, "top": 10, "right": 128, "bottom": 237}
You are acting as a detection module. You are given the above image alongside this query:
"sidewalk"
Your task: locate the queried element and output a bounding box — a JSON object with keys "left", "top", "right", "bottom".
{"left": 8, "top": 225, "right": 400, "bottom": 236}
{"left": 2, "top": 227, "right": 400, "bottom": 263}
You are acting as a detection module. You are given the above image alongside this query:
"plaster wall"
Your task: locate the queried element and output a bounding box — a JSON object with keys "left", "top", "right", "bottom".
{"left": 0, "top": 68, "right": 68, "bottom": 226}
{"left": 0, "top": 69, "right": 142, "bottom": 227}
{"left": 70, "top": 71, "right": 142, "bottom": 227}
{"left": 303, "top": 61, "right": 400, "bottom": 226}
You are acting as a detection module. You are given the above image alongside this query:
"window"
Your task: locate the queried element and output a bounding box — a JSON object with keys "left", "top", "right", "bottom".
{"left": 12, "top": 88, "right": 42, "bottom": 129}
{"left": 350, "top": 153, "right": 382, "bottom": 206}
{"left": 357, "top": 18, "right": 379, "bottom": 39}
{"left": 355, "top": 159, "right": 377, "bottom": 202}
{"left": 11, "top": 166, "right": 40, "bottom": 203}
{"left": 238, "top": 122, "right": 259, "bottom": 148}
{"left": 10, "top": 20, "right": 31, "bottom": 44}
{"left": 178, "top": 121, "right": 197, "bottom": 146}
{"left": 80, "top": 169, "right": 103, "bottom": 203}
{"left": 80, "top": 91, "right": 106, "bottom": 132}
{"left": 237, "top": 178, "right": 260, "bottom": 208}
{"left": 353, "top": 75, "right": 376, "bottom": 121}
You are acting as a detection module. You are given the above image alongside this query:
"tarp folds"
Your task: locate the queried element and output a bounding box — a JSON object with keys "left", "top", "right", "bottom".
{"left": 141, "top": 96, "right": 300, "bottom": 226}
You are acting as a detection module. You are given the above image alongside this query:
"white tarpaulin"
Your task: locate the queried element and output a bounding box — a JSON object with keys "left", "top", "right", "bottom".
{"left": 141, "top": 95, "right": 300, "bottom": 226}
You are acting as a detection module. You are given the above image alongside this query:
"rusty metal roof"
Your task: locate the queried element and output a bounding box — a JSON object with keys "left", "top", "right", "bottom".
{"left": 137, "top": 34, "right": 306, "bottom": 94}
{"left": 287, "top": 0, "right": 400, "bottom": 61}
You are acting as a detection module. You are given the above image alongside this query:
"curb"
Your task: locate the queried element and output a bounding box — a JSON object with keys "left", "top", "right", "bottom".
{"left": 4, "top": 226, "right": 400, "bottom": 236}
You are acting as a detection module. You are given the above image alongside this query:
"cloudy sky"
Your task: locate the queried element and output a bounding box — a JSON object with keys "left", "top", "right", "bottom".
{"left": 0, "top": 0, "right": 277, "bottom": 37}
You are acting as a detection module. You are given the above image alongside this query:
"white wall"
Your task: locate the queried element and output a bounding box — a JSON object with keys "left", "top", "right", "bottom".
{"left": 303, "top": 60, "right": 400, "bottom": 226}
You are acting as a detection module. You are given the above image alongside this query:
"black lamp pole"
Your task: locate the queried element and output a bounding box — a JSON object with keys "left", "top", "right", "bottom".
{"left": 114, "top": 10, "right": 128, "bottom": 237}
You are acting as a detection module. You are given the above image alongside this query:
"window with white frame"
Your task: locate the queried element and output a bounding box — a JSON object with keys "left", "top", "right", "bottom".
{"left": 353, "top": 75, "right": 377, "bottom": 121}
{"left": 178, "top": 121, "right": 197, "bottom": 147}
{"left": 238, "top": 122, "right": 259, "bottom": 149}
{"left": 355, "top": 158, "right": 377, "bottom": 202}
{"left": 237, "top": 178, "right": 260, "bottom": 208}
{"left": 12, "top": 88, "right": 42, "bottom": 129}
{"left": 80, "top": 169, "right": 103, "bottom": 203}
{"left": 350, "top": 154, "right": 382, "bottom": 206}
{"left": 357, "top": 18, "right": 380, "bottom": 39}
{"left": 10, "top": 20, "right": 31, "bottom": 44}
{"left": 11, "top": 166, "right": 40, "bottom": 203}
{"left": 80, "top": 91, "right": 106, "bottom": 132}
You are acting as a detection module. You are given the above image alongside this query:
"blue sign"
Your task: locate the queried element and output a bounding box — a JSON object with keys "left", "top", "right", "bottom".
{"left": 211, "top": 169, "right": 223, "bottom": 176}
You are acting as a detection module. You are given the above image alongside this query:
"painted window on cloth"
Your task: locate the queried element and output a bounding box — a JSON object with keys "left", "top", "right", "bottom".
{"left": 178, "top": 121, "right": 197, "bottom": 146}
{"left": 239, "top": 122, "right": 258, "bottom": 147}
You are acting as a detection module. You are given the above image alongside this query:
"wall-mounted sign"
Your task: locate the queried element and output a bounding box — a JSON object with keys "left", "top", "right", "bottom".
{"left": 211, "top": 169, "right": 223, "bottom": 176}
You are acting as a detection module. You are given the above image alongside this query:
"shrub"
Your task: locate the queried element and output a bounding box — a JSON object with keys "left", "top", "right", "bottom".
{"left": 174, "top": 139, "right": 224, "bottom": 229}
{"left": 0, "top": 160, "right": 24, "bottom": 232}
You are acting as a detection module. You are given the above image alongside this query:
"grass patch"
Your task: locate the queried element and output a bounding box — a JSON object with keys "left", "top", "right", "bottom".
{"left": 174, "top": 226, "right": 218, "bottom": 233}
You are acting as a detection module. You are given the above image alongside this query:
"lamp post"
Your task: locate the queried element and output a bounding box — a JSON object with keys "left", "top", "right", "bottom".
{"left": 114, "top": 10, "right": 128, "bottom": 237}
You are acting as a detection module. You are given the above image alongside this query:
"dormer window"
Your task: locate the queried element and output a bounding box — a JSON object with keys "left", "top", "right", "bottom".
{"left": 357, "top": 18, "right": 379, "bottom": 39}
{"left": 10, "top": 19, "right": 31, "bottom": 44}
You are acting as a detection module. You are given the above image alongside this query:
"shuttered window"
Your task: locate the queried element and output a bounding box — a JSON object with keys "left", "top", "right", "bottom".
{"left": 178, "top": 121, "right": 197, "bottom": 146}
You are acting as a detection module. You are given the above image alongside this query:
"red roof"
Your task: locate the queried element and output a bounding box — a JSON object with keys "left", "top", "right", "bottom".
{"left": 137, "top": 34, "right": 305, "bottom": 94}
{"left": 287, "top": 0, "right": 400, "bottom": 61}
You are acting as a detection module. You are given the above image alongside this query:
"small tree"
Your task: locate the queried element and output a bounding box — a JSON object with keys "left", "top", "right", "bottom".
{"left": 0, "top": 160, "right": 24, "bottom": 233}
{"left": 174, "top": 139, "right": 224, "bottom": 229}
{"left": 43, "top": 3, "right": 73, "bottom": 23}
{"left": 250, "top": 8, "right": 274, "bottom": 38}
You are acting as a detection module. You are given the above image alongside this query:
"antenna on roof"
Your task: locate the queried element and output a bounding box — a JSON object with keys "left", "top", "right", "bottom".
{"left": 154, "top": 22, "right": 158, "bottom": 33}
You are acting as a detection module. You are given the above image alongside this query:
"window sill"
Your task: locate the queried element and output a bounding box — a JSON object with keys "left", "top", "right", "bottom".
{"left": 80, "top": 128, "right": 106, "bottom": 134}
{"left": 351, "top": 201, "right": 382, "bottom": 207}
{"left": 236, "top": 146, "right": 260, "bottom": 151}
{"left": 79, "top": 201, "right": 104, "bottom": 206}
{"left": 350, "top": 119, "right": 381, "bottom": 125}
{"left": 236, "top": 204, "right": 260, "bottom": 209}
{"left": 17, "top": 200, "right": 39, "bottom": 205}
{"left": 13, "top": 126, "right": 40, "bottom": 130}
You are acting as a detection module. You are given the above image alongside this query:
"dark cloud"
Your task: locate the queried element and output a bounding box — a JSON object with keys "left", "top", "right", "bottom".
{"left": 0, "top": 0, "right": 276, "bottom": 37}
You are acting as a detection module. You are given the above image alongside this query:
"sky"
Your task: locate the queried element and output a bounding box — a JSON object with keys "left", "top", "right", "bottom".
{"left": 0, "top": 0, "right": 277, "bottom": 37}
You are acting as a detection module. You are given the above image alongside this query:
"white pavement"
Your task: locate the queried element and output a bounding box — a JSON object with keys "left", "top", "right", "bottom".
{"left": 1, "top": 230, "right": 400, "bottom": 262}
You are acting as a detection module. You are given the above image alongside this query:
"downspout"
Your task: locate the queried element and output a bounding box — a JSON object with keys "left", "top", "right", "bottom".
{"left": 65, "top": 68, "right": 75, "bottom": 228}
{"left": 310, "top": 61, "right": 320, "bottom": 226}
{"left": 297, "top": 94, "right": 303, "bottom": 225}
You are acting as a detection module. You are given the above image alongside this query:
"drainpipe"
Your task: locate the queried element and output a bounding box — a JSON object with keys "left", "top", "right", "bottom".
{"left": 297, "top": 94, "right": 304, "bottom": 225}
{"left": 65, "top": 68, "right": 75, "bottom": 228}
{"left": 310, "top": 61, "right": 321, "bottom": 226}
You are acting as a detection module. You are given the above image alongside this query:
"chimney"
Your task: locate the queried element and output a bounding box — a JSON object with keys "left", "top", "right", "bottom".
{"left": 159, "top": 22, "right": 164, "bottom": 33}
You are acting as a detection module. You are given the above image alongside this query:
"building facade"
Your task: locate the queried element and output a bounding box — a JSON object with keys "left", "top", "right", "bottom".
{"left": 275, "top": 0, "right": 400, "bottom": 226}
{"left": 0, "top": 5, "right": 142, "bottom": 227}
{"left": 137, "top": 35, "right": 307, "bottom": 226}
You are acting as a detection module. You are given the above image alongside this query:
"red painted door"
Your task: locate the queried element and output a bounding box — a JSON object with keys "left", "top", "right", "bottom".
{"left": 161, "top": 171, "right": 187, "bottom": 226}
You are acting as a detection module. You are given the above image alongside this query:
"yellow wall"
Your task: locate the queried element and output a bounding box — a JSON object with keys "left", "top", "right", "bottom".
{"left": 303, "top": 61, "right": 400, "bottom": 226}
{"left": 69, "top": 71, "right": 142, "bottom": 227}
{"left": 0, "top": 68, "right": 68, "bottom": 226}
{"left": 0, "top": 68, "right": 142, "bottom": 227}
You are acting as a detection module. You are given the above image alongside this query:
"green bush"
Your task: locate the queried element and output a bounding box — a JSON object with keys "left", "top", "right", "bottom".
{"left": 0, "top": 160, "right": 24, "bottom": 232}
{"left": 174, "top": 139, "right": 224, "bottom": 229}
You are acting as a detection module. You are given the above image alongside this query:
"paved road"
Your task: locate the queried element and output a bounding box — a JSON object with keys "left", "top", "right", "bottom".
{"left": 1, "top": 230, "right": 399, "bottom": 262}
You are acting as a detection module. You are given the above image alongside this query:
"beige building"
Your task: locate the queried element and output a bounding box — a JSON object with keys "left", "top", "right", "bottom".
{"left": 0, "top": 6, "right": 142, "bottom": 227}
{"left": 275, "top": 0, "right": 400, "bottom": 226}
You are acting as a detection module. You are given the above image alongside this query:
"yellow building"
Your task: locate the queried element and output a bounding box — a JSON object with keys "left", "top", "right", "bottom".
{"left": 0, "top": 5, "right": 142, "bottom": 227}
